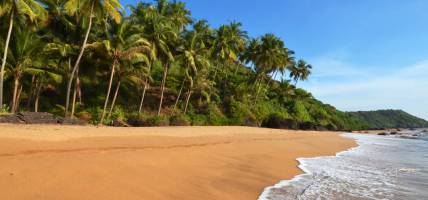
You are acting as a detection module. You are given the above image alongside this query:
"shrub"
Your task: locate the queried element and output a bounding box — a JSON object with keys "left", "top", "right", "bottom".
{"left": 228, "top": 101, "right": 257, "bottom": 125}
{"left": 170, "top": 114, "right": 190, "bottom": 126}
{"left": 206, "top": 104, "right": 228, "bottom": 125}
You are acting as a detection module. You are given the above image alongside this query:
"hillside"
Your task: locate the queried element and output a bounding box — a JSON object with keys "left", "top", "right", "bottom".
{"left": 348, "top": 110, "right": 428, "bottom": 129}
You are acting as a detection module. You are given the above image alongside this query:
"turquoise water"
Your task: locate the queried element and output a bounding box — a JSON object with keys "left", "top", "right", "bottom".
{"left": 258, "top": 131, "right": 428, "bottom": 200}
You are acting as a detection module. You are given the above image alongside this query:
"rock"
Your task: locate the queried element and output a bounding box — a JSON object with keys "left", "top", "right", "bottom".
{"left": 0, "top": 114, "right": 24, "bottom": 123}
{"left": 299, "top": 122, "right": 316, "bottom": 130}
{"left": 261, "top": 116, "right": 298, "bottom": 130}
{"left": 16, "top": 112, "right": 61, "bottom": 124}
{"left": 378, "top": 132, "right": 388, "bottom": 136}
{"left": 390, "top": 131, "right": 398, "bottom": 135}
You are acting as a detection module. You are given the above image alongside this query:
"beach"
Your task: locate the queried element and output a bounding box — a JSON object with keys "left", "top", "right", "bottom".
{"left": 0, "top": 124, "right": 356, "bottom": 200}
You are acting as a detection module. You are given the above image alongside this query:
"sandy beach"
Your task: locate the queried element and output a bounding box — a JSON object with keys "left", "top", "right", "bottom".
{"left": 0, "top": 124, "right": 356, "bottom": 200}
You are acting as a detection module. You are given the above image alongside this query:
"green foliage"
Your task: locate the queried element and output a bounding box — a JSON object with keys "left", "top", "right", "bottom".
{"left": 349, "top": 110, "right": 428, "bottom": 129}
{"left": 169, "top": 114, "right": 190, "bottom": 126}
{"left": 290, "top": 100, "right": 311, "bottom": 122}
{"left": 0, "top": 104, "right": 9, "bottom": 113}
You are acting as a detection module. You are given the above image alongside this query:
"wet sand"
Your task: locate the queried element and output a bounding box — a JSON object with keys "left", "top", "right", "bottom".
{"left": 0, "top": 124, "right": 356, "bottom": 200}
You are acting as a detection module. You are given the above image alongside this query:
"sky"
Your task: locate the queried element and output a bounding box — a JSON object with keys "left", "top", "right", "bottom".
{"left": 121, "top": 0, "right": 428, "bottom": 120}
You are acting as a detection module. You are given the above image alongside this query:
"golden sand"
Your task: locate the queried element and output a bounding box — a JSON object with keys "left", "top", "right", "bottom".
{"left": 0, "top": 124, "right": 356, "bottom": 200}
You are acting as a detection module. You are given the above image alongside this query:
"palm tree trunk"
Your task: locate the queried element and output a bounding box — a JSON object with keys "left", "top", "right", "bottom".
{"left": 266, "top": 71, "right": 278, "bottom": 88}
{"left": 100, "top": 60, "right": 116, "bottom": 124}
{"left": 26, "top": 75, "right": 36, "bottom": 110}
{"left": 11, "top": 76, "right": 19, "bottom": 113}
{"left": 15, "top": 84, "right": 23, "bottom": 112}
{"left": 71, "top": 68, "right": 79, "bottom": 119}
{"left": 0, "top": 10, "right": 14, "bottom": 110}
{"left": 174, "top": 79, "right": 185, "bottom": 110}
{"left": 65, "top": 2, "right": 95, "bottom": 117}
{"left": 108, "top": 80, "right": 121, "bottom": 119}
{"left": 253, "top": 78, "right": 264, "bottom": 106}
{"left": 138, "top": 78, "right": 148, "bottom": 113}
{"left": 34, "top": 83, "right": 42, "bottom": 112}
{"left": 184, "top": 89, "right": 192, "bottom": 113}
{"left": 157, "top": 63, "right": 169, "bottom": 116}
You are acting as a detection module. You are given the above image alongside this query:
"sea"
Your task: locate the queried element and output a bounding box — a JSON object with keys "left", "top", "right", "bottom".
{"left": 258, "top": 129, "right": 428, "bottom": 200}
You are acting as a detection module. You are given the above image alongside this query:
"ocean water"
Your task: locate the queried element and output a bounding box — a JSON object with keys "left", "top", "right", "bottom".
{"left": 258, "top": 130, "right": 428, "bottom": 200}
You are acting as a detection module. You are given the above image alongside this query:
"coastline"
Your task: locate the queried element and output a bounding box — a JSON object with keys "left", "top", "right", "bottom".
{"left": 0, "top": 124, "right": 356, "bottom": 200}
{"left": 258, "top": 133, "right": 360, "bottom": 200}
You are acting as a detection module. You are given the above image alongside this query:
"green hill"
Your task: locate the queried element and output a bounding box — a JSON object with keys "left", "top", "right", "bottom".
{"left": 348, "top": 110, "right": 428, "bottom": 129}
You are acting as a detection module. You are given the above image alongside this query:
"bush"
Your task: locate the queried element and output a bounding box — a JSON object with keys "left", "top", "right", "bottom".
{"left": 170, "top": 114, "right": 190, "bottom": 126}
{"left": 189, "top": 114, "right": 207, "bottom": 126}
{"left": 206, "top": 104, "right": 228, "bottom": 125}
{"left": 0, "top": 104, "right": 10, "bottom": 113}
{"left": 146, "top": 115, "right": 170, "bottom": 126}
{"left": 228, "top": 101, "right": 257, "bottom": 126}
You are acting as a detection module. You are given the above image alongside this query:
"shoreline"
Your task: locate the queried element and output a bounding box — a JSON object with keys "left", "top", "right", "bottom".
{"left": 0, "top": 124, "right": 356, "bottom": 200}
{"left": 258, "top": 133, "right": 360, "bottom": 199}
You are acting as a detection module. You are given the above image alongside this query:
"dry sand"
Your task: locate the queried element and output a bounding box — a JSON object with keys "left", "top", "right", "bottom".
{"left": 0, "top": 124, "right": 356, "bottom": 200}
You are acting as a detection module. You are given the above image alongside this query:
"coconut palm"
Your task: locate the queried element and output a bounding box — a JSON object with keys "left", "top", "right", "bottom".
{"left": 211, "top": 22, "right": 248, "bottom": 76}
{"left": 289, "top": 59, "right": 312, "bottom": 86}
{"left": 0, "top": 0, "right": 47, "bottom": 110}
{"left": 177, "top": 24, "right": 211, "bottom": 113}
{"left": 241, "top": 34, "right": 288, "bottom": 104}
{"left": 5, "top": 27, "right": 47, "bottom": 112}
{"left": 86, "top": 20, "right": 152, "bottom": 123}
{"left": 130, "top": 0, "right": 191, "bottom": 116}
{"left": 63, "top": 0, "right": 122, "bottom": 117}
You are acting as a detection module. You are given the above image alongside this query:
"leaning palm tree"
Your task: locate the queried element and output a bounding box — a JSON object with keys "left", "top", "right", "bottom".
{"left": 0, "top": 0, "right": 47, "bottom": 110}
{"left": 290, "top": 59, "right": 312, "bottom": 86}
{"left": 241, "top": 34, "right": 288, "bottom": 104}
{"left": 63, "top": 0, "right": 122, "bottom": 117}
{"left": 177, "top": 26, "right": 211, "bottom": 113}
{"left": 87, "top": 20, "right": 152, "bottom": 123}
{"left": 130, "top": 1, "right": 191, "bottom": 116}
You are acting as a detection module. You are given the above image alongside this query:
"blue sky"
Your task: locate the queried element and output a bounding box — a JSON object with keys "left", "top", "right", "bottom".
{"left": 121, "top": 0, "right": 428, "bottom": 120}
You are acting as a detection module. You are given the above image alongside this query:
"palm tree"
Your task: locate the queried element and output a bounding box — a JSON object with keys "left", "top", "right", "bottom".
{"left": 63, "top": 0, "right": 122, "bottom": 117}
{"left": 177, "top": 23, "right": 211, "bottom": 113}
{"left": 87, "top": 20, "right": 151, "bottom": 123}
{"left": 130, "top": 0, "right": 191, "bottom": 116}
{"left": 289, "top": 59, "right": 312, "bottom": 86}
{"left": 241, "top": 34, "right": 288, "bottom": 103}
{"left": 5, "top": 27, "right": 46, "bottom": 113}
{"left": 0, "top": 0, "right": 46, "bottom": 110}
{"left": 211, "top": 22, "right": 247, "bottom": 76}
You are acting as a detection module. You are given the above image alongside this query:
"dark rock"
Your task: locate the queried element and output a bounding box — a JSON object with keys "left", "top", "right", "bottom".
{"left": 0, "top": 114, "right": 24, "bottom": 123}
{"left": 243, "top": 118, "right": 258, "bottom": 127}
{"left": 378, "top": 132, "right": 388, "bottom": 136}
{"left": 299, "top": 121, "right": 316, "bottom": 130}
{"left": 16, "top": 112, "right": 61, "bottom": 124}
{"left": 261, "top": 116, "right": 298, "bottom": 130}
{"left": 390, "top": 131, "right": 398, "bottom": 135}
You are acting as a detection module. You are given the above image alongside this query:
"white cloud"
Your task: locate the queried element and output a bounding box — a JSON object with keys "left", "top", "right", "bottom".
{"left": 300, "top": 56, "right": 428, "bottom": 120}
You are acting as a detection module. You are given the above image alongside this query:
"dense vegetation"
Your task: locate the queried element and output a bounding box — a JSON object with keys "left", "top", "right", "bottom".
{"left": 348, "top": 110, "right": 428, "bottom": 129}
{"left": 0, "top": 0, "right": 369, "bottom": 130}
